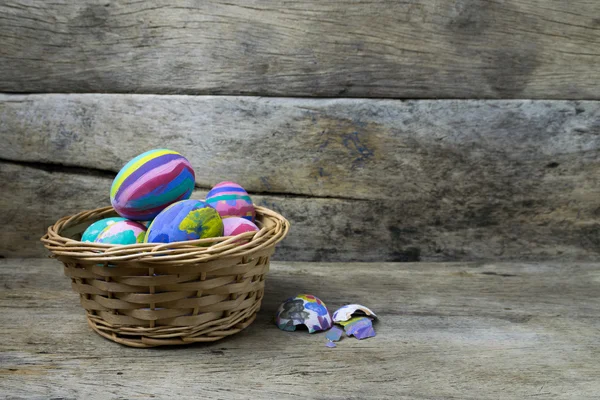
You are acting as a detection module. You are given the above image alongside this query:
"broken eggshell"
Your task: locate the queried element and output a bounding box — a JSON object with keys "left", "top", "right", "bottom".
{"left": 275, "top": 294, "right": 332, "bottom": 333}
{"left": 340, "top": 317, "right": 376, "bottom": 340}
{"left": 332, "top": 304, "right": 378, "bottom": 323}
{"left": 326, "top": 326, "right": 344, "bottom": 342}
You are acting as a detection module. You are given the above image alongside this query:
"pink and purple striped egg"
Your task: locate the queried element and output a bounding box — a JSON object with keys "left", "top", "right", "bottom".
{"left": 223, "top": 217, "right": 259, "bottom": 243}
{"left": 205, "top": 181, "right": 255, "bottom": 221}
{"left": 94, "top": 220, "right": 147, "bottom": 245}
{"left": 110, "top": 149, "right": 195, "bottom": 220}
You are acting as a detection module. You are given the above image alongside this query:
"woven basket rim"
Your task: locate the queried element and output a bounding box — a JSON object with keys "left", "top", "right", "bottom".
{"left": 41, "top": 203, "right": 290, "bottom": 264}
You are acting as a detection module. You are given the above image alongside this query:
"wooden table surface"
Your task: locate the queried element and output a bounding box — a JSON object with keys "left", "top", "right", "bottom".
{"left": 1, "top": 259, "right": 599, "bottom": 399}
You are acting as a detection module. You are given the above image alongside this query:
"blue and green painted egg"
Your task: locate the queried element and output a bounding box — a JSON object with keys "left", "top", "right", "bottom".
{"left": 145, "top": 199, "right": 224, "bottom": 244}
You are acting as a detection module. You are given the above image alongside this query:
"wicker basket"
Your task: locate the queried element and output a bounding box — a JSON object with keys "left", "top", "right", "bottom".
{"left": 41, "top": 204, "right": 289, "bottom": 347}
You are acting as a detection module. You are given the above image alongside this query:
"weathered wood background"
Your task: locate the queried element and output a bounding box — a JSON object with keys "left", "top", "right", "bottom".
{"left": 1, "top": 0, "right": 599, "bottom": 98}
{"left": 1, "top": 1, "right": 600, "bottom": 261}
{"left": 2, "top": 95, "right": 600, "bottom": 260}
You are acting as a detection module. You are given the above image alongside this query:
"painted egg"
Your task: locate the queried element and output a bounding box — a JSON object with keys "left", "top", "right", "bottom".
{"left": 94, "top": 220, "right": 147, "bottom": 245}
{"left": 145, "top": 199, "right": 223, "bottom": 244}
{"left": 275, "top": 294, "right": 332, "bottom": 333}
{"left": 110, "top": 149, "right": 195, "bottom": 220}
{"left": 223, "top": 217, "right": 259, "bottom": 242}
{"left": 81, "top": 217, "right": 127, "bottom": 242}
{"left": 205, "top": 181, "right": 255, "bottom": 221}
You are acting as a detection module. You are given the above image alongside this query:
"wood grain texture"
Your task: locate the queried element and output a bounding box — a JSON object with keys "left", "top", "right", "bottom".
{"left": 1, "top": 0, "right": 599, "bottom": 98}
{"left": 3, "top": 94, "right": 600, "bottom": 201}
{"left": 2, "top": 94, "right": 600, "bottom": 261}
{"left": 1, "top": 259, "right": 599, "bottom": 399}
{"left": 2, "top": 161, "right": 600, "bottom": 262}
{"left": 0, "top": 162, "right": 420, "bottom": 261}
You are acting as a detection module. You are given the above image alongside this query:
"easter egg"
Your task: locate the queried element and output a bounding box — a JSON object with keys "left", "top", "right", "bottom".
{"left": 110, "top": 149, "right": 195, "bottom": 220}
{"left": 94, "top": 220, "right": 147, "bottom": 245}
{"left": 223, "top": 217, "right": 259, "bottom": 241}
{"left": 81, "top": 217, "right": 127, "bottom": 242}
{"left": 275, "top": 294, "right": 332, "bottom": 333}
{"left": 205, "top": 181, "right": 255, "bottom": 221}
{"left": 223, "top": 217, "right": 259, "bottom": 244}
{"left": 145, "top": 199, "right": 223, "bottom": 244}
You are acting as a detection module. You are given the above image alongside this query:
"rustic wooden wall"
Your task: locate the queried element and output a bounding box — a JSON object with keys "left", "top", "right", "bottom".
{"left": 1, "top": 0, "right": 599, "bottom": 98}
{"left": 1, "top": 1, "right": 599, "bottom": 261}
{"left": 2, "top": 95, "right": 600, "bottom": 260}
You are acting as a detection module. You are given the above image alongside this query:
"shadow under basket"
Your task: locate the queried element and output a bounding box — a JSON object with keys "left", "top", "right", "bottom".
{"left": 41, "top": 205, "right": 289, "bottom": 348}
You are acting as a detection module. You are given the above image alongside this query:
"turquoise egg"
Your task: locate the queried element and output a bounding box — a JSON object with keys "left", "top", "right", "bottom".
{"left": 82, "top": 217, "right": 127, "bottom": 242}
{"left": 95, "top": 220, "right": 147, "bottom": 245}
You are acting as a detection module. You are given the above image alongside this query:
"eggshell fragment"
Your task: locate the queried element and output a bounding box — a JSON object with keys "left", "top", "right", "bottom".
{"left": 332, "top": 304, "right": 378, "bottom": 323}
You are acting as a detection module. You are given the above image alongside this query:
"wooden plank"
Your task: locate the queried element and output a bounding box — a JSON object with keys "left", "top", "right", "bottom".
{"left": 0, "top": 1, "right": 599, "bottom": 98}
{"left": 2, "top": 94, "right": 600, "bottom": 201}
{"left": 3, "top": 161, "right": 600, "bottom": 262}
{"left": 0, "top": 162, "right": 419, "bottom": 261}
{"left": 1, "top": 258, "right": 599, "bottom": 399}
{"left": 2, "top": 94, "right": 600, "bottom": 261}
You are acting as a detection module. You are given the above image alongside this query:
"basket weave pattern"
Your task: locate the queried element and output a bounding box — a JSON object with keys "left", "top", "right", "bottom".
{"left": 41, "top": 205, "right": 289, "bottom": 347}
